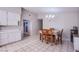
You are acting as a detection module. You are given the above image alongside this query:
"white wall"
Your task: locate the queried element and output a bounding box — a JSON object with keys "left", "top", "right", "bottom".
{"left": 21, "top": 8, "right": 39, "bottom": 35}
{"left": 77, "top": 12, "right": 79, "bottom": 34}
{"left": 38, "top": 12, "right": 79, "bottom": 40}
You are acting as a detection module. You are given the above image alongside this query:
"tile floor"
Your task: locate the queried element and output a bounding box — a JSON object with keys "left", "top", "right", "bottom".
{"left": 0, "top": 35, "right": 74, "bottom": 52}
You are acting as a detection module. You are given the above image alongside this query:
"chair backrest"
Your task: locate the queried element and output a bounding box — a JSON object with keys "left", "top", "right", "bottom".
{"left": 60, "top": 29, "right": 63, "bottom": 37}
{"left": 48, "top": 28, "right": 55, "bottom": 35}
{"left": 42, "top": 29, "right": 48, "bottom": 35}
{"left": 48, "top": 30, "right": 52, "bottom": 35}
{"left": 41, "top": 29, "right": 54, "bottom": 35}
{"left": 58, "top": 29, "right": 63, "bottom": 37}
{"left": 50, "top": 28, "right": 55, "bottom": 30}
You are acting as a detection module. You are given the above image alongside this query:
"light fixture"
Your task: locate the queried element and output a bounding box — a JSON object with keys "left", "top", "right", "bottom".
{"left": 45, "top": 14, "right": 55, "bottom": 18}
{"left": 51, "top": 15, "right": 55, "bottom": 18}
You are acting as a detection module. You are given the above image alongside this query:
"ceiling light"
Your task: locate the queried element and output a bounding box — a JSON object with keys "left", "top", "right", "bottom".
{"left": 51, "top": 15, "right": 55, "bottom": 18}
{"left": 45, "top": 14, "right": 55, "bottom": 18}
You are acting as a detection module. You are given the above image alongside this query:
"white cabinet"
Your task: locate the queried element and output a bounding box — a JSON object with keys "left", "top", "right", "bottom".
{"left": 8, "top": 31, "right": 21, "bottom": 43}
{"left": 0, "top": 30, "right": 21, "bottom": 46}
{"left": 73, "top": 37, "right": 79, "bottom": 51}
{"left": 0, "top": 10, "right": 20, "bottom": 26}
{"left": 0, "top": 10, "right": 7, "bottom": 25}
{"left": 0, "top": 32, "right": 8, "bottom": 45}
{"left": 8, "top": 12, "right": 20, "bottom": 25}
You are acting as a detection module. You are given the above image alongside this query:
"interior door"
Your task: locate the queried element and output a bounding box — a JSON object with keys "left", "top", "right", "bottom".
{"left": 23, "top": 20, "right": 29, "bottom": 32}
{"left": 38, "top": 19, "right": 43, "bottom": 30}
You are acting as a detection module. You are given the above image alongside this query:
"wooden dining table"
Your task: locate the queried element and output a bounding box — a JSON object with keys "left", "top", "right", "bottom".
{"left": 39, "top": 28, "right": 60, "bottom": 44}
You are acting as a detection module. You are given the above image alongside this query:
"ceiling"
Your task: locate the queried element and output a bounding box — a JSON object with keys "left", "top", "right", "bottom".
{"left": 24, "top": 7, "right": 79, "bottom": 14}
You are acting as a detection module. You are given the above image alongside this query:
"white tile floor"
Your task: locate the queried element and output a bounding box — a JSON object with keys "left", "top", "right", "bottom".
{"left": 0, "top": 35, "right": 74, "bottom": 52}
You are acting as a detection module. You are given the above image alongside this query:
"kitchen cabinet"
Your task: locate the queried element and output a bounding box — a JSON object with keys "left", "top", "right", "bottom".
{"left": 73, "top": 36, "right": 79, "bottom": 51}
{"left": 0, "top": 10, "right": 7, "bottom": 25}
{"left": 8, "top": 31, "right": 21, "bottom": 43}
{"left": 0, "top": 10, "right": 20, "bottom": 26}
{"left": 8, "top": 12, "right": 20, "bottom": 25}
{"left": 0, "top": 9, "right": 21, "bottom": 46}
{"left": 0, "top": 30, "right": 21, "bottom": 46}
{"left": 0, "top": 32, "right": 8, "bottom": 45}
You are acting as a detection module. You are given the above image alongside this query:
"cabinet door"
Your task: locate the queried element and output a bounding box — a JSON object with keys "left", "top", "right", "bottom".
{"left": 8, "top": 31, "right": 21, "bottom": 43}
{"left": 74, "top": 37, "right": 79, "bottom": 50}
{"left": 0, "top": 33, "right": 8, "bottom": 45}
{"left": 8, "top": 12, "right": 20, "bottom": 25}
{"left": 0, "top": 10, "right": 7, "bottom": 25}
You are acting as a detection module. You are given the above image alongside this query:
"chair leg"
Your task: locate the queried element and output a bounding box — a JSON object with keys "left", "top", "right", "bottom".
{"left": 60, "top": 38, "right": 62, "bottom": 44}
{"left": 51, "top": 36, "right": 54, "bottom": 46}
{"left": 40, "top": 34, "right": 44, "bottom": 42}
{"left": 45, "top": 37, "right": 49, "bottom": 44}
{"left": 42, "top": 39, "right": 43, "bottom": 42}
{"left": 51, "top": 38, "right": 52, "bottom": 44}
{"left": 41, "top": 36, "right": 44, "bottom": 42}
{"left": 54, "top": 36, "right": 58, "bottom": 45}
{"left": 59, "top": 36, "right": 62, "bottom": 44}
{"left": 46, "top": 41, "right": 49, "bottom": 44}
{"left": 40, "top": 34, "right": 41, "bottom": 40}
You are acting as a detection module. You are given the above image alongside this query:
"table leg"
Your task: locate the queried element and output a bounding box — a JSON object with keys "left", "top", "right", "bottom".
{"left": 40, "top": 33, "right": 41, "bottom": 40}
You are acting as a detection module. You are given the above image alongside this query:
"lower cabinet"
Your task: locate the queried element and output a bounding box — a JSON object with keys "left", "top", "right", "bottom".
{"left": 8, "top": 31, "right": 21, "bottom": 43}
{"left": 0, "top": 33, "right": 8, "bottom": 45}
{"left": 0, "top": 30, "right": 21, "bottom": 46}
{"left": 73, "top": 37, "right": 79, "bottom": 51}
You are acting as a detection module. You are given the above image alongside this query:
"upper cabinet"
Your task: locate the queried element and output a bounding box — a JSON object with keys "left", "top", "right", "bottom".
{"left": 0, "top": 10, "right": 7, "bottom": 25}
{"left": 8, "top": 12, "right": 20, "bottom": 25}
{"left": 0, "top": 10, "right": 20, "bottom": 26}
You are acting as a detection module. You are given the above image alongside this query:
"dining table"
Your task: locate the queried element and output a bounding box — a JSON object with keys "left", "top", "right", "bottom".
{"left": 39, "top": 28, "right": 60, "bottom": 44}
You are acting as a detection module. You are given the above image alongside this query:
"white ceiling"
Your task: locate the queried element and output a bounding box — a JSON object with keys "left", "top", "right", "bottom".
{"left": 24, "top": 7, "right": 79, "bottom": 14}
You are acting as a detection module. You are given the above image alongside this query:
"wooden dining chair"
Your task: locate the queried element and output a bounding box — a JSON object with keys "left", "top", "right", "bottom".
{"left": 45, "top": 29, "right": 56, "bottom": 44}
{"left": 48, "top": 28, "right": 59, "bottom": 45}
{"left": 39, "top": 30, "right": 42, "bottom": 40}
{"left": 57, "top": 29, "right": 63, "bottom": 44}
{"left": 40, "top": 29, "right": 48, "bottom": 42}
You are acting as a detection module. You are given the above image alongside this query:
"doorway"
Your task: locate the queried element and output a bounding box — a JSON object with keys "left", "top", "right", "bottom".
{"left": 23, "top": 20, "right": 30, "bottom": 37}
{"left": 38, "top": 19, "right": 43, "bottom": 30}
